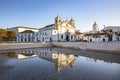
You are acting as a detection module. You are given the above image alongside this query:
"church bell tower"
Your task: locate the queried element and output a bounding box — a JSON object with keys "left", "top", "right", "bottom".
{"left": 93, "top": 21, "right": 99, "bottom": 31}
{"left": 55, "top": 15, "right": 61, "bottom": 25}
{"left": 70, "top": 18, "right": 75, "bottom": 27}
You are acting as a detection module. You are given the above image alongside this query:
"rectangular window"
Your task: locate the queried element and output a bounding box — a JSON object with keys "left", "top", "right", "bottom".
{"left": 71, "top": 36, "right": 73, "bottom": 39}
{"left": 45, "top": 32, "right": 47, "bottom": 35}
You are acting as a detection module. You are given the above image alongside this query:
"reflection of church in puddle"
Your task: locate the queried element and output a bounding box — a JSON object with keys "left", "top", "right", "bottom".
{"left": 16, "top": 49, "right": 76, "bottom": 72}
{"left": 37, "top": 49, "right": 76, "bottom": 72}
{"left": 0, "top": 49, "right": 76, "bottom": 72}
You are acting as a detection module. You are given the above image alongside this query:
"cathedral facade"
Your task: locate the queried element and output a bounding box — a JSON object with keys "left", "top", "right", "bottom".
{"left": 35, "top": 16, "right": 76, "bottom": 42}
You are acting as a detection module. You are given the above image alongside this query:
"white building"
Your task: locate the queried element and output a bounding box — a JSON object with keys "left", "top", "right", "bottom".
{"left": 75, "top": 31, "right": 84, "bottom": 41}
{"left": 103, "top": 26, "right": 120, "bottom": 41}
{"left": 104, "top": 26, "right": 120, "bottom": 32}
{"left": 84, "top": 24, "right": 120, "bottom": 42}
{"left": 7, "top": 26, "right": 39, "bottom": 42}
{"left": 6, "top": 16, "right": 84, "bottom": 42}
{"left": 18, "top": 30, "right": 34, "bottom": 42}
{"left": 84, "top": 22, "right": 108, "bottom": 42}
{"left": 35, "top": 16, "right": 76, "bottom": 42}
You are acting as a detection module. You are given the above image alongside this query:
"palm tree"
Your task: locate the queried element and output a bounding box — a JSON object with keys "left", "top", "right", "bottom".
{"left": 117, "top": 31, "right": 120, "bottom": 41}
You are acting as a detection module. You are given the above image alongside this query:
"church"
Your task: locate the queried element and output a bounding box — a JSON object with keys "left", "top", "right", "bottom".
{"left": 84, "top": 22, "right": 120, "bottom": 42}
{"left": 6, "top": 16, "right": 83, "bottom": 42}
{"left": 84, "top": 22, "right": 106, "bottom": 42}
{"left": 35, "top": 15, "right": 76, "bottom": 42}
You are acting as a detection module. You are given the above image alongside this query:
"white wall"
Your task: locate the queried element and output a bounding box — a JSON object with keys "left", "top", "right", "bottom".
{"left": 39, "top": 29, "right": 52, "bottom": 42}
{"left": 0, "top": 43, "right": 52, "bottom": 50}
{"left": 52, "top": 30, "right": 58, "bottom": 41}
{"left": 18, "top": 33, "right": 34, "bottom": 42}
{"left": 18, "top": 28, "right": 38, "bottom": 32}
{"left": 53, "top": 42, "right": 120, "bottom": 52}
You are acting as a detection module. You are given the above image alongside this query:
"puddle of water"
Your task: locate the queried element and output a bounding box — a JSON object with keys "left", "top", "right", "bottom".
{"left": 0, "top": 47, "right": 120, "bottom": 80}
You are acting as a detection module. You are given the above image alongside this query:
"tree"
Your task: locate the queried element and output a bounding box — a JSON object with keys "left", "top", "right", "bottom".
{"left": 92, "top": 34, "right": 100, "bottom": 38}
{"left": 116, "top": 31, "right": 120, "bottom": 41}
{"left": 0, "top": 29, "right": 7, "bottom": 42}
{"left": 7, "top": 31, "right": 16, "bottom": 41}
{"left": 117, "top": 31, "right": 120, "bottom": 36}
{"left": 106, "top": 29, "right": 113, "bottom": 41}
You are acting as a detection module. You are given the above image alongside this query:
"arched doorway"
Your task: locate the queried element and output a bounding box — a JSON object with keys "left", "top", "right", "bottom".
{"left": 66, "top": 35, "right": 69, "bottom": 41}
{"left": 65, "top": 30, "right": 70, "bottom": 41}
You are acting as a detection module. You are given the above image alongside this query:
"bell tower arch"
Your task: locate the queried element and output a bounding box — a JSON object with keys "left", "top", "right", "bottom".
{"left": 55, "top": 15, "right": 61, "bottom": 25}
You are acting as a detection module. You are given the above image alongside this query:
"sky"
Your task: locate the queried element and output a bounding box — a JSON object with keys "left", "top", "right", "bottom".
{"left": 0, "top": 0, "right": 120, "bottom": 32}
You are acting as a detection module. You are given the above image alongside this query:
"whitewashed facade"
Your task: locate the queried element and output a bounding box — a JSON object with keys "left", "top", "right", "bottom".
{"left": 84, "top": 22, "right": 108, "bottom": 42}
{"left": 84, "top": 24, "right": 120, "bottom": 42}
{"left": 75, "top": 31, "right": 84, "bottom": 41}
{"left": 7, "top": 26, "right": 39, "bottom": 42}
{"left": 7, "top": 16, "right": 80, "bottom": 42}
{"left": 18, "top": 30, "right": 34, "bottom": 42}
{"left": 103, "top": 26, "right": 120, "bottom": 41}
{"left": 35, "top": 16, "right": 76, "bottom": 42}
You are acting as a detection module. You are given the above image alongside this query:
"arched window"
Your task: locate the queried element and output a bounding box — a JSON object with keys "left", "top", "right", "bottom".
{"left": 61, "top": 35, "right": 63, "bottom": 39}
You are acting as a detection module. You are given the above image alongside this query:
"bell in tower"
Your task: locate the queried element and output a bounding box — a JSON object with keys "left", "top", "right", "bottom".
{"left": 55, "top": 15, "right": 61, "bottom": 25}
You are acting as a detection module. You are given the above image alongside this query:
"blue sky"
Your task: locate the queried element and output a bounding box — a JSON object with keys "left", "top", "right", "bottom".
{"left": 0, "top": 0, "right": 120, "bottom": 31}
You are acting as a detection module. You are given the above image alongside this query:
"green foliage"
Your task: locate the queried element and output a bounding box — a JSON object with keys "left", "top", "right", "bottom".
{"left": 92, "top": 35, "right": 100, "bottom": 38}
{"left": 7, "top": 31, "right": 16, "bottom": 41}
{"left": 117, "top": 31, "right": 120, "bottom": 36}
{"left": 0, "top": 29, "right": 16, "bottom": 42}
{"left": 0, "top": 29, "right": 7, "bottom": 42}
{"left": 105, "top": 29, "right": 113, "bottom": 41}
{"left": 108, "top": 29, "right": 112, "bottom": 32}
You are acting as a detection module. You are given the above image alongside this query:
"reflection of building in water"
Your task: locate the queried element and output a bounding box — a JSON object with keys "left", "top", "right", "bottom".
{"left": 37, "top": 49, "right": 76, "bottom": 72}
{"left": 16, "top": 49, "right": 37, "bottom": 60}
{"left": 17, "top": 54, "right": 37, "bottom": 60}
{"left": 16, "top": 50, "right": 34, "bottom": 55}
{"left": 0, "top": 49, "right": 38, "bottom": 60}
{"left": 54, "top": 54, "right": 76, "bottom": 72}
{"left": 0, "top": 49, "right": 75, "bottom": 72}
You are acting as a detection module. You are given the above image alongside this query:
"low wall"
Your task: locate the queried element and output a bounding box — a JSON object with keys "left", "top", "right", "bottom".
{"left": 0, "top": 42, "right": 52, "bottom": 51}
{"left": 1, "top": 42, "right": 120, "bottom": 53}
{"left": 52, "top": 42, "right": 120, "bottom": 53}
